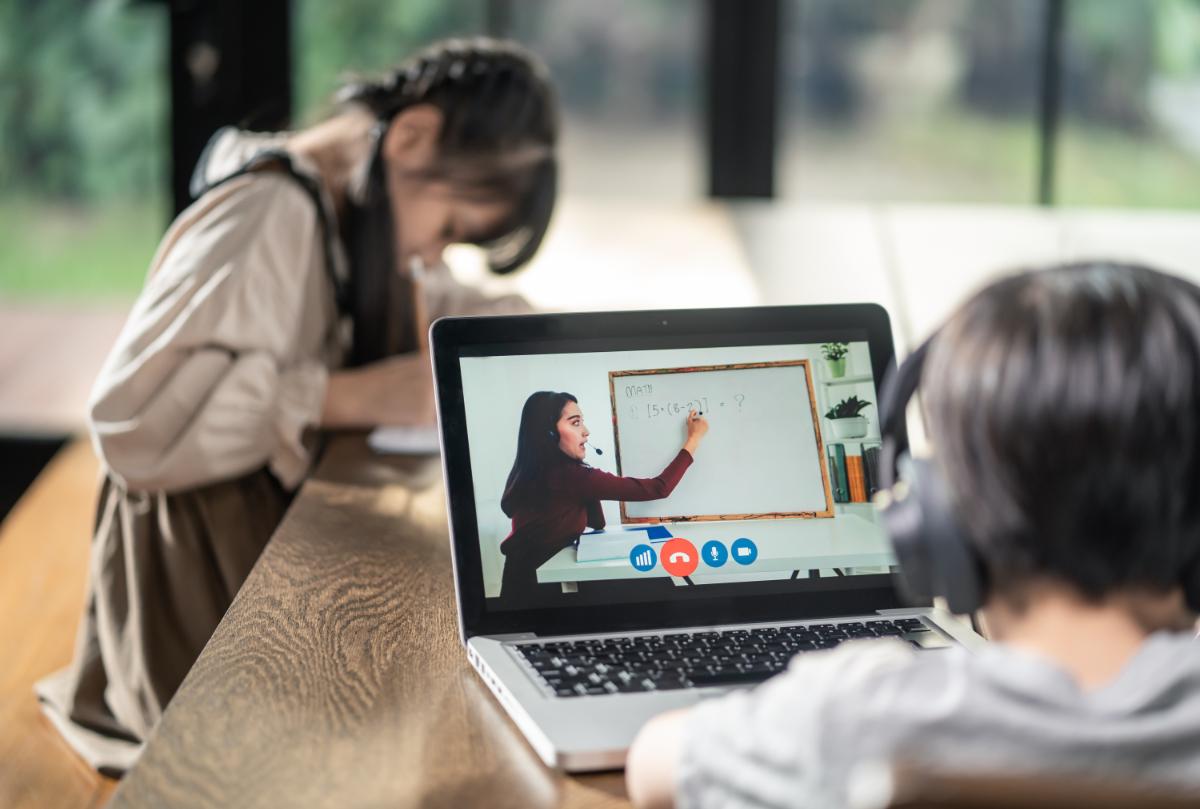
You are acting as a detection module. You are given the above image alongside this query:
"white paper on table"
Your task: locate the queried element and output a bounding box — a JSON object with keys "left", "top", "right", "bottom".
{"left": 367, "top": 425, "right": 442, "bottom": 455}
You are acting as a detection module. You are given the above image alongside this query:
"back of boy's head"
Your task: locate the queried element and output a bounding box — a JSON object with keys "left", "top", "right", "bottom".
{"left": 922, "top": 261, "right": 1200, "bottom": 602}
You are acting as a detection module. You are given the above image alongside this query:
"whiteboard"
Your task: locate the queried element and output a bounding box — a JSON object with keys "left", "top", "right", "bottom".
{"left": 609, "top": 361, "right": 833, "bottom": 522}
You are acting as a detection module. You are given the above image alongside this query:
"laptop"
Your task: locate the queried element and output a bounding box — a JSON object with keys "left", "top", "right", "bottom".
{"left": 430, "top": 304, "right": 985, "bottom": 772}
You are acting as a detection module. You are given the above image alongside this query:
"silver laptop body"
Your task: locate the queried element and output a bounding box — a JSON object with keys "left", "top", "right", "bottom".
{"left": 431, "top": 304, "right": 986, "bottom": 772}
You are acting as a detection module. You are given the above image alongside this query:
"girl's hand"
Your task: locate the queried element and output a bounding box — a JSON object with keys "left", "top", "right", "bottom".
{"left": 321, "top": 352, "right": 436, "bottom": 428}
{"left": 683, "top": 409, "right": 708, "bottom": 455}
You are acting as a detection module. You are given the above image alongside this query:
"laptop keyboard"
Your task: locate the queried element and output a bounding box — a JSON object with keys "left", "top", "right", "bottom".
{"left": 515, "top": 618, "right": 928, "bottom": 697}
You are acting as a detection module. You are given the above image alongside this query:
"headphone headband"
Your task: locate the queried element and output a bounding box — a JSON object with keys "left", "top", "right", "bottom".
{"left": 877, "top": 333, "right": 936, "bottom": 490}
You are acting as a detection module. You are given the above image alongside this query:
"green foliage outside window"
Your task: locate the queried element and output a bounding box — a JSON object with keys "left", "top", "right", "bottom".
{"left": 4, "top": 0, "right": 1200, "bottom": 302}
{"left": 0, "top": 0, "right": 167, "bottom": 300}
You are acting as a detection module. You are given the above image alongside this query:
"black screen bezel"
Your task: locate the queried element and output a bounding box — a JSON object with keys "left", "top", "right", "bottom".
{"left": 431, "top": 303, "right": 923, "bottom": 641}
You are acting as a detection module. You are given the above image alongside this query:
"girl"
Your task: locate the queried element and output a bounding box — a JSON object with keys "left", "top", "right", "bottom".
{"left": 499, "top": 391, "right": 709, "bottom": 605}
{"left": 39, "top": 38, "right": 559, "bottom": 774}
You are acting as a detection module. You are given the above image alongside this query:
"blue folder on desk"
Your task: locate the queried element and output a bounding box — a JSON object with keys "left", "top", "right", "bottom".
{"left": 576, "top": 525, "right": 673, "bottom": 563}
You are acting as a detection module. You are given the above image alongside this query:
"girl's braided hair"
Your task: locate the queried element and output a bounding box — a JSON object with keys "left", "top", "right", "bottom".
{"left": 338, "top": 37, "right": 559, "bottom": 275}
{"left": 334, "top": 38, "right": 558, "bottom": 364}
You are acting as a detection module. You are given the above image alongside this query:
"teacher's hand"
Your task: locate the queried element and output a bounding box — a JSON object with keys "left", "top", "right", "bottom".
{"left": 683, "top": 409, "right": 709, "bottom": 456}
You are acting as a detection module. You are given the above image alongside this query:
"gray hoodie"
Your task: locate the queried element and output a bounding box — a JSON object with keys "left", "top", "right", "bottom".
{"left": 679, "top": 631, "right": 1200, "bottom": 808}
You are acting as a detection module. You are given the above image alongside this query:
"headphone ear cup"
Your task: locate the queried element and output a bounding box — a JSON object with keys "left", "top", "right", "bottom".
{"left": 881, "top": 456, "right": 987, "bottom": 615}
{"left": 879, "top": 462, "right": 935, "bottom": 605}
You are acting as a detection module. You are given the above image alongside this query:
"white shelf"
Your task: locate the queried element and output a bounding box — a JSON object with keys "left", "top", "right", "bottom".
{"left": 821, "top": 373, "right": 873, "bottom": 386}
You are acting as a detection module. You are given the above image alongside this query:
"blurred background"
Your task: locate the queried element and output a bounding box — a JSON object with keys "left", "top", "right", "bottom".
{"left": 2, "top": 7, "right": 1199, "bottom": 803}
{"left": 3, "top": 0, "right": 1200, "bottom": 514}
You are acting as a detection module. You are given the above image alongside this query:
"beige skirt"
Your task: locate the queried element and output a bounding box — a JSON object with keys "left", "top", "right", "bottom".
{"left": 36, "top": 468, "right": 291, "bottom": 776}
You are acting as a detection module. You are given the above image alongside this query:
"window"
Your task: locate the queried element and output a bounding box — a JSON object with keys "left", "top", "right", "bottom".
{"left": 780, "top": 0, "right": 1042, "bottom": 203}
{"left": 506, "top": 0, "right": 703, "bottom": 199}
{"left": 0, "top": 0, "right": 167, "bottom": 301}
{"left": 1056, "top": 0, "right": 1200, "bottom": 208}
{"left": 293, "top": 0, "right": 487, "bottom": 125}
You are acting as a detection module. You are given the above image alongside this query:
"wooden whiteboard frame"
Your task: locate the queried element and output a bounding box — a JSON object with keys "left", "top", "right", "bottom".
{"left": 608, "top": 360, "right": 834, "bottom": 523}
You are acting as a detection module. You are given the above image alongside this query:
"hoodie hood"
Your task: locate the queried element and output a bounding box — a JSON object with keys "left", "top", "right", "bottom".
{"left": 189, "top": 127, "right": 322, "bottom": 198}
{"left": 189, "top": 127, "right": 350, "bottom": 315}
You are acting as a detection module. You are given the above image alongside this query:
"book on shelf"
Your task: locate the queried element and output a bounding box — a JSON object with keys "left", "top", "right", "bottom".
{"left": 828, "top": 444, "right": 849, "bottom": 502}
{"left": 846, "top": 452, "right": 867, "bottom": 502}
{"left": 863, "top": 444, "right": 882, "bottom": 498}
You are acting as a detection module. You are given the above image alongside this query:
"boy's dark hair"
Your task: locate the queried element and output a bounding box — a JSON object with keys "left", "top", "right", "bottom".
{"left": 923, "top": 261, "right": 1200, "bottom": 601}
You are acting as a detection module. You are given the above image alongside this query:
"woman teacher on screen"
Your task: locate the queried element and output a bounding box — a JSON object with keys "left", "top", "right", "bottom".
{"left": 499, "top": 391, "right": 709, "bottom": 605}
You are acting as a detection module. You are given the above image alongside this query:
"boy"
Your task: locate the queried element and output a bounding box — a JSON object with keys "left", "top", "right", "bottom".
{"left": 626, "top": 262, "right": 1200, "bottom": 808}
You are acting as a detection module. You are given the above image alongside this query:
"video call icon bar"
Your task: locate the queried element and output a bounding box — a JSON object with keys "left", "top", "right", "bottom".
{"left": 628, "top": 537, "right": 757, "bottom": 575}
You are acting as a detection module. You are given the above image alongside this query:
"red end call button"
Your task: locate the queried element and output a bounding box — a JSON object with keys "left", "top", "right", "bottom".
{"left": 660, "top": 538, "right": 699, "bottom": 577}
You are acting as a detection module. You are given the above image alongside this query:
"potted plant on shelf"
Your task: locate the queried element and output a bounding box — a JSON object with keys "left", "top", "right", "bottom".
{"left": 825, "top": 395, "right": 873, "bottom": 439}
{"left": 821, "top": 342, "right": 849, "bottom": 378}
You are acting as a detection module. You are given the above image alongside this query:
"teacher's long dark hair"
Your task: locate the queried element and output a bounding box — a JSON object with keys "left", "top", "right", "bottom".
{"left": 501, "top": 391, "right": 578, "bottom": 516}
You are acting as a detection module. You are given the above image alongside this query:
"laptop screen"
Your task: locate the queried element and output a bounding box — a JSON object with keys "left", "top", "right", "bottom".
{"left": 454, "top": 332, "right": 897, "bottom": 614}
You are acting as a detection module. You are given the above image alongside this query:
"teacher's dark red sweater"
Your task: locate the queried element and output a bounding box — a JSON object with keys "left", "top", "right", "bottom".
{"left": 500, "top": 449, "right": 694, "bottom": 560}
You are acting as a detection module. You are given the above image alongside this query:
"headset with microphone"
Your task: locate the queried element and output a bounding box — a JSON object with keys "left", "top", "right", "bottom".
{"left": 875, "top": 334, "right": 985, "bottom": 615}
{"left": 547, "top": 429, "right": 602, "bottom": 455}
{"left": 875, "top": 332, "right": 1200, "bottom": 616}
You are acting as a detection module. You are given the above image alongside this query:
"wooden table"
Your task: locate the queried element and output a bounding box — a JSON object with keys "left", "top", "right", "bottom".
{"left": 108, "top": 434, "right": 631, "bottom": 808}
{"left": 0, "top": 440, "right": 119, "bottom": 809}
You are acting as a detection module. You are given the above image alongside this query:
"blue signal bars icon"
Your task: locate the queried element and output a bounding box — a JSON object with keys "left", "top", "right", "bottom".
{"left": 629, "top": 543, "right": 658, "bottom": 572}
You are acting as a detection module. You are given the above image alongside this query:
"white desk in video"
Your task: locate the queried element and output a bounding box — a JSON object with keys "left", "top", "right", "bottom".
{"left": 536, "top": 504, "right": 892, "bottom": 591}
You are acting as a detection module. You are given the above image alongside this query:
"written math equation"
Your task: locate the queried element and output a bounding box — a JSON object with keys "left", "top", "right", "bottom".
{"left": 622, "top": 394, "right": 748, "bottom": 420}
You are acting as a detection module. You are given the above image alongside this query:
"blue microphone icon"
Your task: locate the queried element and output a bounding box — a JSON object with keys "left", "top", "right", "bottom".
{"left": 701, "top": 540, "right": 728, "bottom": 568}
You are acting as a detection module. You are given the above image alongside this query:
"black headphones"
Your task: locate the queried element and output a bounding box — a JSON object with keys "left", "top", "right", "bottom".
{"left": 877, "top": 332, "right": 1200, "bottom": 615}
{"left": 876, "top": 333, "right": 987, "bottom": 615}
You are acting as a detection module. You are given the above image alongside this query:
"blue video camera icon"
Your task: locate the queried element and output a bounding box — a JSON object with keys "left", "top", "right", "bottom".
{"left": 731, "top": 537, "right": 758, "bottom": 565}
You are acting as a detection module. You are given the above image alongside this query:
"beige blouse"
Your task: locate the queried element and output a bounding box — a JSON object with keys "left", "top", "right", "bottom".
{"left": 88, "top": 129, "right": 530, "bottom": 493}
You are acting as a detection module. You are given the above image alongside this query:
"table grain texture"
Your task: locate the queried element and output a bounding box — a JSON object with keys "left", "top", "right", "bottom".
{"left": 108, "top": 434, "right": 631, "bottom": 808}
